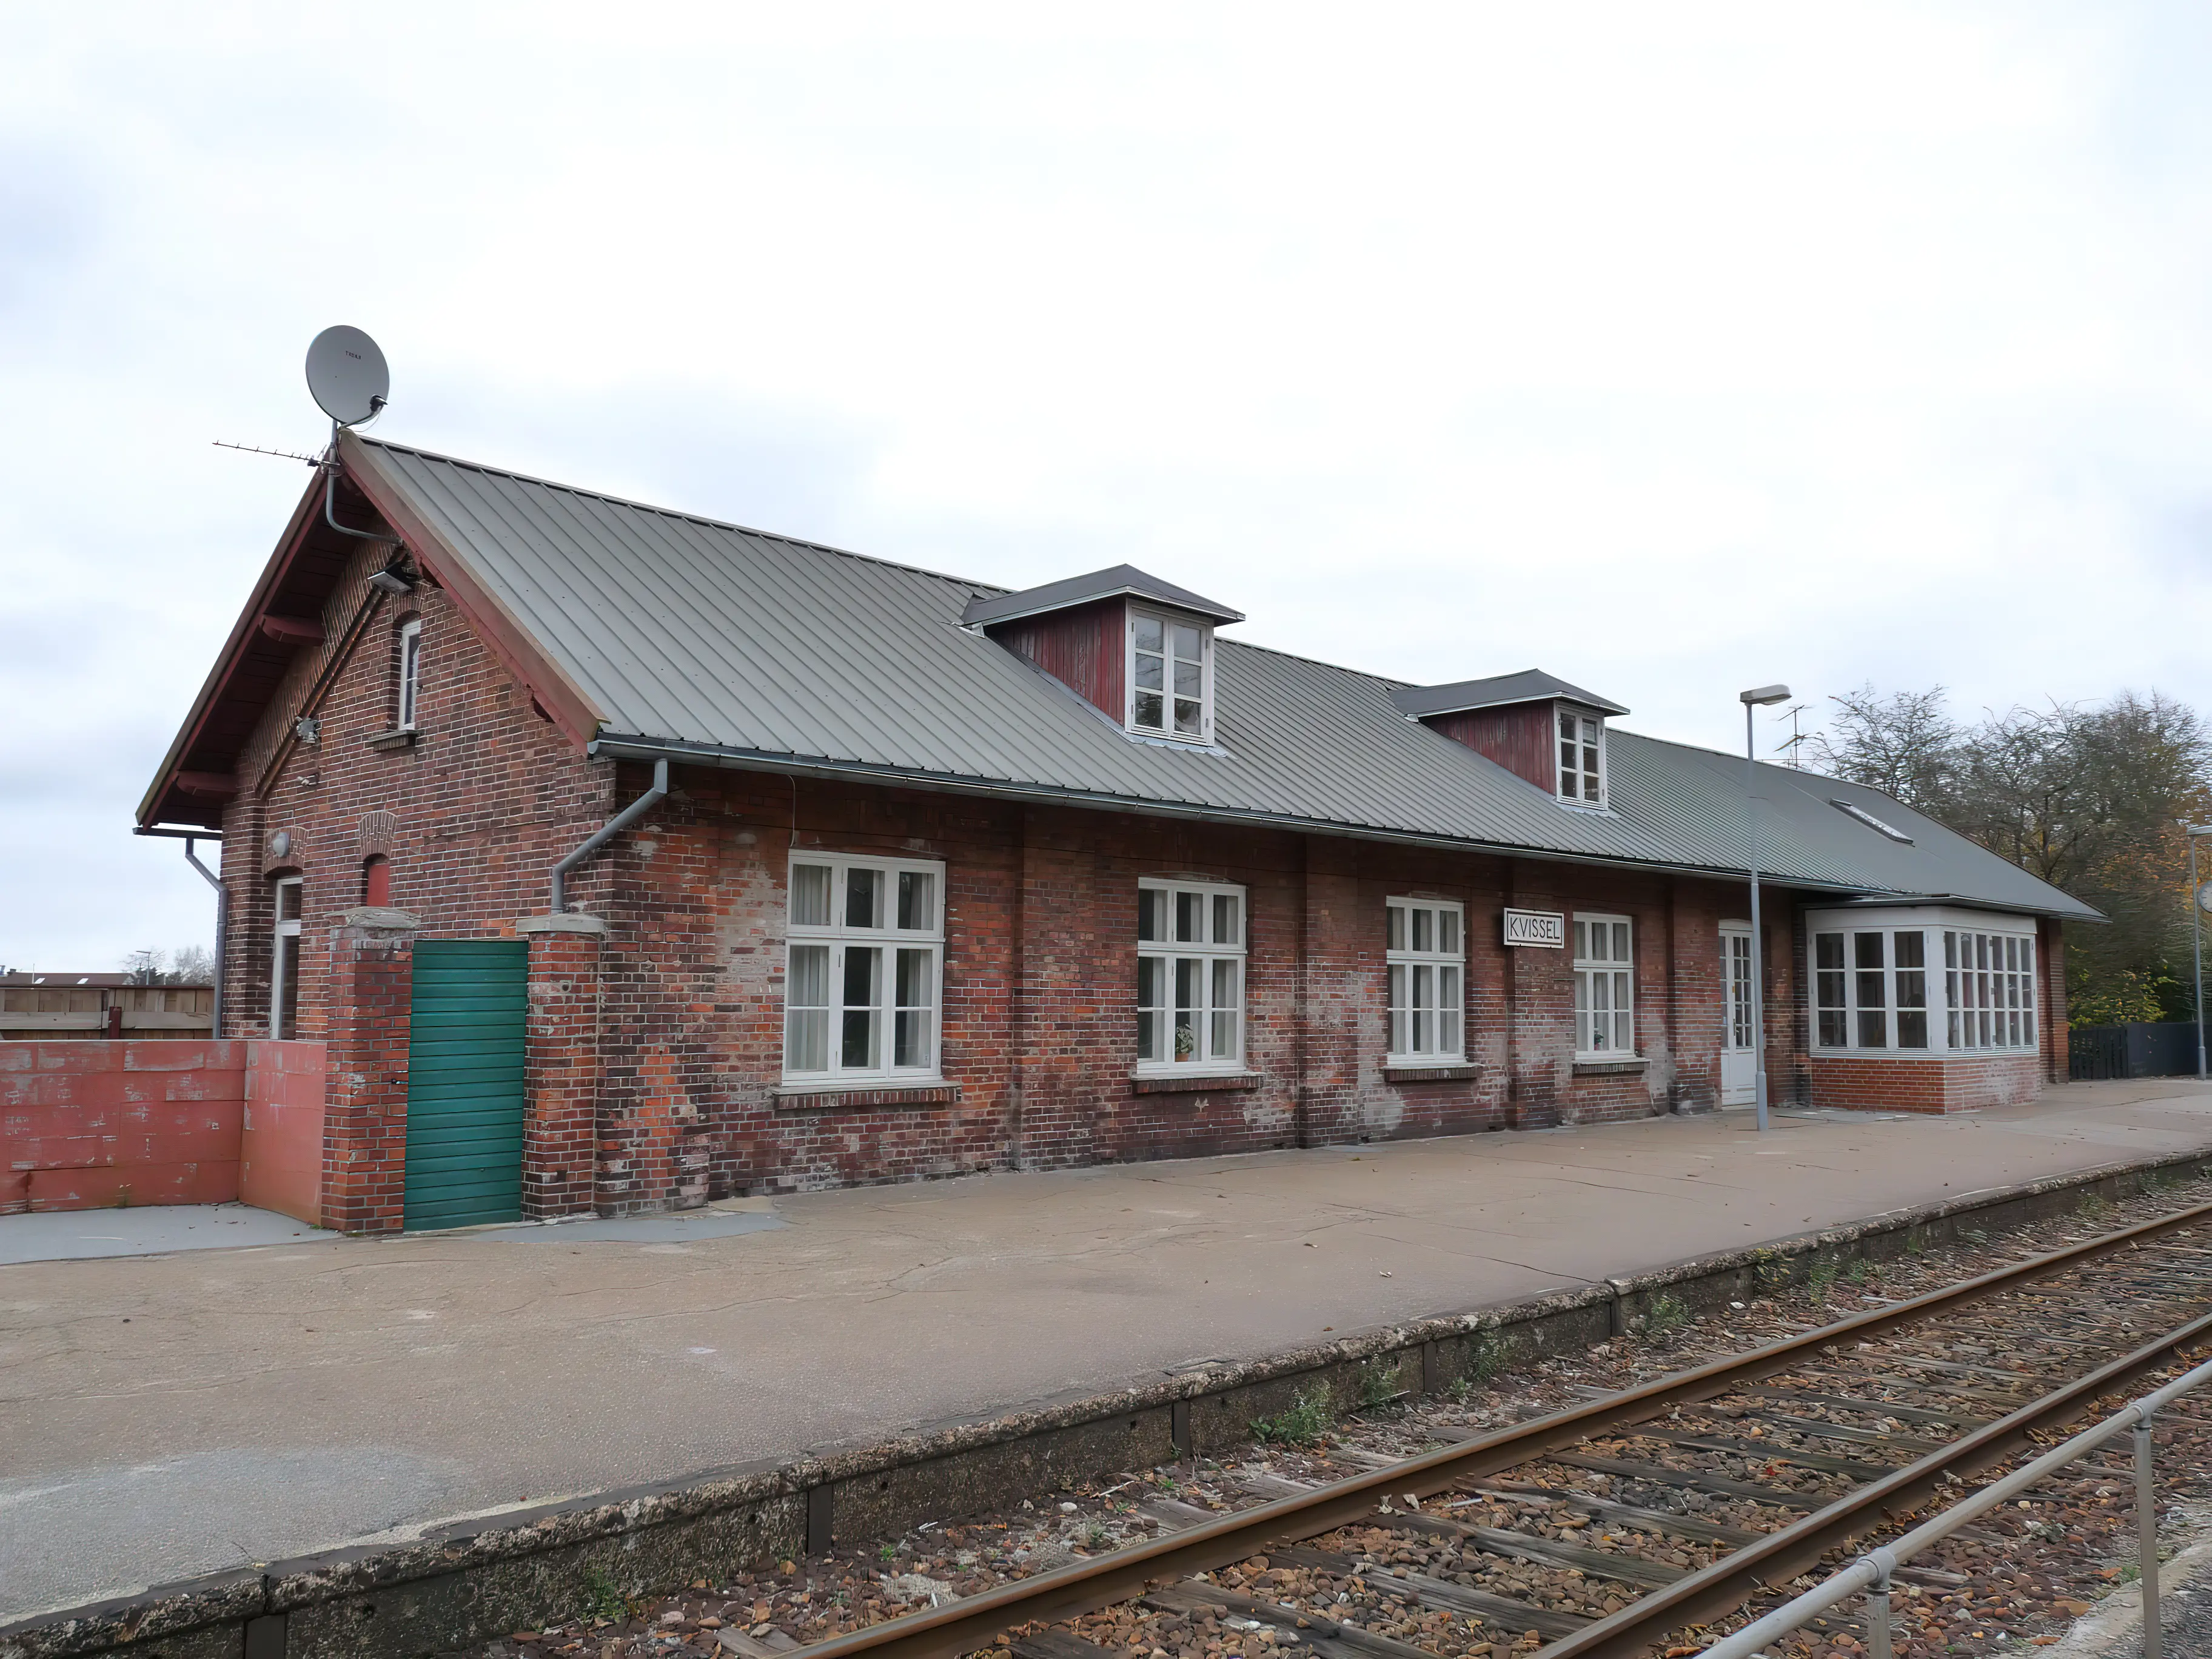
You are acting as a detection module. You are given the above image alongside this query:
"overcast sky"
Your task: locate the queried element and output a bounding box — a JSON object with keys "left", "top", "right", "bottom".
{"left": 4, "top": 3, "right": 2210, "bottom": 971}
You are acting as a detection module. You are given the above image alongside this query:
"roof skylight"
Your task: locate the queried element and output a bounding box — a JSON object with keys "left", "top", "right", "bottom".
{"left": 1831, "top": 798, "right": 1914, "bottom": 843}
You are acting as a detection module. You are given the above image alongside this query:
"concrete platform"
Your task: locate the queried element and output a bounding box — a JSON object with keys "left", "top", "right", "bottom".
{"left": 2, "top": 1078, "right": 2209, "bottom": 1621}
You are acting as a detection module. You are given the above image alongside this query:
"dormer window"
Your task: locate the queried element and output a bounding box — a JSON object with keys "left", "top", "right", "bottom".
{"left": 1557, "top": 708, "right": 1605, "bottom": 806}
{"left": 1129, "top": 611, "right": 1210, "bottom": 742}
{"left": 964, "top": 565, "right": 1241, "bottom": 743}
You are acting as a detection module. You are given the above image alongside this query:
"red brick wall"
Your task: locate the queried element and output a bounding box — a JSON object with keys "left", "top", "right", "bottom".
{"left": 217, "top": 578, "right": 609, "bottom": 1048}
{"left": 202, "top": 570, "right": 2047, "bottom": 1220}
{"left": 0, "top": 1040, "right": 245, "bottom": 1212}
{"left": 1807, "top": 1052, "right": 2045, "bottom": 1114}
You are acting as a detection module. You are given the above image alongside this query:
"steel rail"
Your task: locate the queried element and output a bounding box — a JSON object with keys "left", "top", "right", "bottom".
{"left": 777, "top": 1199, "right": 2212, "bottom": 1659}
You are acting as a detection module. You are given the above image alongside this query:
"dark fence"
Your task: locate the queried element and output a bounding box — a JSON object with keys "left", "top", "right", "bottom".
{"left": 2069, "top": 1021, "right": 2203, "bottom": 1081}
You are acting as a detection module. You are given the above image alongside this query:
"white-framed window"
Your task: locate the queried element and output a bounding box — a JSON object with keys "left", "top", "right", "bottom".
{"left": 270, "top": 876, "right": 303, "bottom": 1041}
{"left": 783, "top": 853, "right": 945, "bottom": 1083}
{"left": 1813, "top": 928, "right": 1932, "bottom": 1051}
{"left": 1808, "top": 907, "right": 2035, "bottom": 1054}
{"left": 1128, "top": 610, "right": 1212, "bottom": 743}
{"left": 1557, "top": 708, "right": 1605, "bottom": 806}
{"left": 1945, "top": 928, "right": 2037, "bottom": 1051}
{"left": 397, "top": 618, "right": 423, "bottom": 731}
{"left": 1572, "top": 913, "right": 1634, "bottom": 1056}
{"left": 1136, "top": 877, "right": 1244, "bottom": 1069}
{"left": 1386, "top": 898, "right": 1464, "bottom": 1062}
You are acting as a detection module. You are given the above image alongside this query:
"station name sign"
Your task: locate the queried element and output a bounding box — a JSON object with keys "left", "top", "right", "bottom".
{"left": 1502, "top": 908, "right": 1566, "bottom": 949}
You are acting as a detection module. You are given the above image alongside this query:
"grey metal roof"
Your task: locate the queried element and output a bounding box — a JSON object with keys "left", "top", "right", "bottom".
{"left": 1393, "top": 669, "right": 1630, "bottom": 719}
{"left": 960, "top": 563, "right": 1245, "bottom": 628}
{"left": 354, "top": 438, "right": 2097, "bottom": 920}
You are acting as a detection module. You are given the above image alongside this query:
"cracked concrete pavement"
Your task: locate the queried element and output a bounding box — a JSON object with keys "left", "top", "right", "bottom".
{"left": 3, "top": 1079, "right": 2210, "bottom": 1621}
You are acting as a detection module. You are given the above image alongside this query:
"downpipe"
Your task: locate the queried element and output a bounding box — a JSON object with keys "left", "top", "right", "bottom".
{"left": 184, "top": 836, "right": 226, "bottom": 1038}
{"left": 549, "top": 759, "right": 668, "bottom": 914}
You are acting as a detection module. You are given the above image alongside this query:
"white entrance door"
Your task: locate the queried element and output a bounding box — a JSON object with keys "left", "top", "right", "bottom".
{"left": 1719, "top": 923, "right": 1755, "bottom": 1107}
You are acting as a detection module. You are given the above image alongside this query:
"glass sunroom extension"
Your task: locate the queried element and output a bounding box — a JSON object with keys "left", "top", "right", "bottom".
{"left": 1806, "top": 905, "right": 2039, "bottom": 1056}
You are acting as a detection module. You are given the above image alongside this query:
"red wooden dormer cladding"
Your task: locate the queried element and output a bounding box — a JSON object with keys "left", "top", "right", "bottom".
{"left": 987, "top": 597, "right": 1127, "bottom": 722}
{"left": 1427, "top": 701, "right": 1558, "bottom": 794}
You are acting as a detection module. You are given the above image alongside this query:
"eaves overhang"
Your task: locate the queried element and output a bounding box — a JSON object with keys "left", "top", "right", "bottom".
{"left": 135, "top": 467, "right": 370, "bottom": 832}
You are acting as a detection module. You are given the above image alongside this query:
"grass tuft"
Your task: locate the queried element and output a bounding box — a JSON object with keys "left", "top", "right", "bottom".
{"left": 1252, "top": 1386, "right": 1333, "bottom": 1448}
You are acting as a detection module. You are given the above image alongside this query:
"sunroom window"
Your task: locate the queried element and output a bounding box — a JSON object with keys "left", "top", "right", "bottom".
{"left": 784, "top": 854, "right": 944, "bottom": 1084}
{"left": 1129, "top": 611, "right": 1211, "bottom": 742}
{"left": 1811, "top": 916, "right": 2031, "bottom": 1053}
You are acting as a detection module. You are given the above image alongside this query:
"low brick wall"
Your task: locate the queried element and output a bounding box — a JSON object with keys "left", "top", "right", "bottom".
{"left": 0, "top": 1041, "right": 247, "bottom": 1213}
{"left": 241, "top": 1042, "right": 329, "bottom": 1226}
{"left": 1808, "top": 1051, "right": 2045, "bottom": 1113}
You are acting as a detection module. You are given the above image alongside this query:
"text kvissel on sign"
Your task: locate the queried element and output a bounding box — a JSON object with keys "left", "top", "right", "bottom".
{"left": 1503, "top": 908, "right": 1567, "bottom": 948}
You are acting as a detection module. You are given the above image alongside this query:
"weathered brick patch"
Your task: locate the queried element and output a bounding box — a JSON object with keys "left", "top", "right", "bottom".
{"left": 7, "top": 1144, "right": 2206, "bottom": 1659}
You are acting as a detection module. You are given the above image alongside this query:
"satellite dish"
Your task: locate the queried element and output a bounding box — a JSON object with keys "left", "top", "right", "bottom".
{"left": 305, "top": 326, "right": 390, "bottom": 426}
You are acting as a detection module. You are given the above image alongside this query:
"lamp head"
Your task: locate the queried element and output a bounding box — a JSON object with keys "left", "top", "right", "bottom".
{"left": 1740, "top": 683, "right": 1792, "bottom": 707}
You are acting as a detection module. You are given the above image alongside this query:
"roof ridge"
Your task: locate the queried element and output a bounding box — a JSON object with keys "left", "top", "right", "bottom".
{"left": 357, "top": 435, "right": 1014, "bottom": 598}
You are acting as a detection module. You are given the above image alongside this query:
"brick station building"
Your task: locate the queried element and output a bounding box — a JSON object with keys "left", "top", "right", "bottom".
{"left": 137, "top": 434, "right": 2096, "bottom": 1232}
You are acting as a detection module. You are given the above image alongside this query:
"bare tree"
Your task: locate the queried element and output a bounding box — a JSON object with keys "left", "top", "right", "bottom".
{"left": 1808, "top": 687, "right": 2212, "bottom": 1025}
{"left": 119, "top": 947, "right": 218, "bottom": 986}
{"left": 1806, "top": 685, "right": 1959, "bottom": 811}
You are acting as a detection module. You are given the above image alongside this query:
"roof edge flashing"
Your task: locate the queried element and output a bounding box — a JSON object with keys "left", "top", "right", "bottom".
{"left": 961, "top": 564, "right": 1244, "bottom": 630}
{"left": 1393, "top": 671, "right": 1631, "bottom": 721}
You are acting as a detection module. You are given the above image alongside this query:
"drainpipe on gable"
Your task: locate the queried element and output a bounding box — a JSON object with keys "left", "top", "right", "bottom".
{"left": 184, "top": 836, "right": 226, "bottom": 1039}
{"left": 549, "top": 759, "right": 668, "bottom": 914}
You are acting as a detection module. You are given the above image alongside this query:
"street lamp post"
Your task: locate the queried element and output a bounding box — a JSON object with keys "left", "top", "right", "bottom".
{"left": 1741, "top": 684, "right": 1793, "bottom": 1131}
{"left": 2187, "top": 823, "right": 2212, "bottom": 1082}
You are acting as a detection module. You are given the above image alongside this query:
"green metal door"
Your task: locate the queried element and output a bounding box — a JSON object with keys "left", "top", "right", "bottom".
{"left": 404, "top": 939, "right": 528, "bottom": 1229}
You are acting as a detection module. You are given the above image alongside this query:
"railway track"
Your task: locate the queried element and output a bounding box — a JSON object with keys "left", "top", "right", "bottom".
{"left": 753, "top": 1199, "right": 2212, "bottom": 1659}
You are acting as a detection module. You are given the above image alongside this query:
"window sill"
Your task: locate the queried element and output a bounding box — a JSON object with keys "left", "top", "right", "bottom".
{"left": 1382, "top": 1062, "right": 1480, "bottom": 1084}
{"left": 773, "top": 1081, "right": 959, "bottom": 1112}
{"left": 1130, "top": 1070, "right": 1260, "bottom": 1095}
{"left": 364, "top": 729, "right": 420, "bottom": 752}
{"left": 1809, "top": 1050, "right": 2031, "bottom": 1060}
{"left": 1572, "top": 1057, "right": 1648, "bottom": 1076}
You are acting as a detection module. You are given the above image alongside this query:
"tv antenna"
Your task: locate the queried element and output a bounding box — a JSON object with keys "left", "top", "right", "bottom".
{"left": 1773, "top": 702, "right": 1812, "bottom": 769}
{"left": 304, "top": 326, "right": 398, "bottom": 545}
{"left": 213, "top": 439, "right": 321, "bottom": 464}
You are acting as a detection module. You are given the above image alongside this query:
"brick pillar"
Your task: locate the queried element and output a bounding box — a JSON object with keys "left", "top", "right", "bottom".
{"left": 1297, "top": 834, "right": 1364, "bottom": 1145}
{"left": 1502, "top": 866, "right": 1561, "bottom": 1129}
{"left": 320, "top": 908, "right": 420, "bottom": 1233}
{"left": 520, "top": 913, "right": 606, "bottom": 1219}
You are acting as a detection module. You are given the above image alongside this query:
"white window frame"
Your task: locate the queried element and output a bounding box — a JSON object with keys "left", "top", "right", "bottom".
{"left": 782, "top": 853, "right": 946, "bottom": 1085}
{"left": 1572, "top": 911, "right": 1635, "bottom": 1057}
{"left": 396, "top": 618, "right": 424, "bottom": 731}
{"left": 1386, "top": 897, "right": 1464, "bottom": 1064}
{"left": 1556, "top": 706, "right": 1606, "bottom": 807}
{"left": 270, "top": 876, "right": 303, "bottom": 1041}
{"left": 1126, "top": 608, "right": 1214, "bottom": 745}
{"left": 1136, "top": 877, "right": 1245, "bottom": 1072}
{"left": 1806, "top": 905, "right": 2036, "bottom": 1055}
{"left": 1943, "top": 927, "right": 2037, "bottom": 1053}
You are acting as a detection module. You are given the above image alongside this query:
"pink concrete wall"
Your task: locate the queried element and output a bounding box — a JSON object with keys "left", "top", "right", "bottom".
{"left": 0, "top": 1041, "right": 246, "bottom": 1213}
{"left": 241, "top": 1041, "right": 328, "bottom": 1225}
